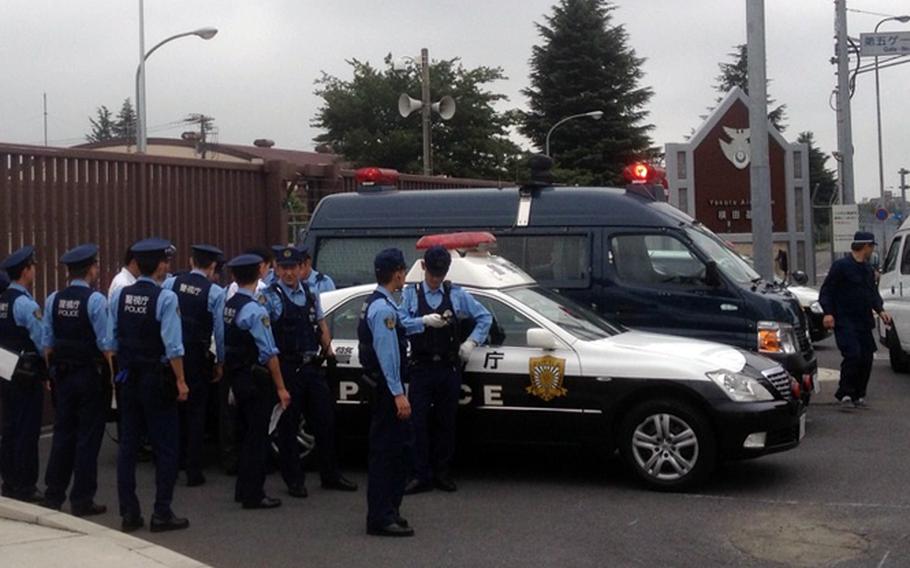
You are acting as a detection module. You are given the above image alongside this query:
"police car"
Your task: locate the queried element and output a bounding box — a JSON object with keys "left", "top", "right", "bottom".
{"left": 320, "top": 233, "right": 806, "bottom": 490}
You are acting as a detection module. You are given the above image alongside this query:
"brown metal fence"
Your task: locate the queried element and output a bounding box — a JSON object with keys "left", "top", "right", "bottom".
{"left": 0, "top": 143, "right": 291, "bottom": 303}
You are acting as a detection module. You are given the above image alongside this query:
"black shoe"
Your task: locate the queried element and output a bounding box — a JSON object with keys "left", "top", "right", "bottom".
{"left": 186, "top": 473, "right": 206, "bottom": 487}
{"left": 433, "top": 475, "right": 457, "bottom": 493}
{"left": 39, "top": 499, "right": 62, "bottom": 511}
{"left": 243, "top": 496, "right": 282, "bottom": 509}
{"left": 72, "top": 502, "right": 107, "bottom": 517}
{"left": 321, "top": 476, "right": 358, "bottom": 492}
{"left": 367, "top": 522, "right": 415, "bottom": 537}
{"left": 121, "top": 515, "right": 144, "bottom": 533}
{"left": 15, "top": 490, "right": 44, "bottom": 503}
{"left": 288, "top": 485, "right": 308, "bottom": 499}
{"left": 395, "top": 515, "right": 410, "bottom": 528}
{"left": 404, "top": 479, "right": 433, "bottom": 495}
{"left": 150, "top": 512, "right": 190, "bottom": 533}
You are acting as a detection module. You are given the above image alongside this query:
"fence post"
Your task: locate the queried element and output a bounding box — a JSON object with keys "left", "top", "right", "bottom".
{"left": 264, "top": 160, "right": 293, "bottom": 246}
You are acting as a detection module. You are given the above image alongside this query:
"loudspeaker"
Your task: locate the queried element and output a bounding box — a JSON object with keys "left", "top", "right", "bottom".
{"left": 432, "top": 96, "right": 456, "bottom": 121}
{"left": 398, "top": 93, "right": 423, "bottom": 118}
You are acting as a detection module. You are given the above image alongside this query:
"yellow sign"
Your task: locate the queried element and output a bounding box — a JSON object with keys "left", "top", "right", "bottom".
{"left": 527, "top": 355, "right": 567, "bottom": 401}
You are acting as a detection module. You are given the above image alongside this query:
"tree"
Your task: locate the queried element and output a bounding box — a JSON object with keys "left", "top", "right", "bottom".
{"left": 113, "top": 98, "right": 137, "bottom": 141}
{"left": 86, "top": 105, "right": 116, "bottom": 142}
{"left": 312, "top": 55, "right": 522, "bottom": 179}
{"left": 714, "top": 44, "right": 787, "bottom": 131}
{"left": 520, "top": 0, "right": 654, "bottom": 185}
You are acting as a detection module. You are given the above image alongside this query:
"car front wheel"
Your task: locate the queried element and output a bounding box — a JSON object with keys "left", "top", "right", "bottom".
{"left": 619, "top": 399, "right": 716, "bottom": 491}
{"left": 888, "top": 327, "right": 910, "bottom": 373}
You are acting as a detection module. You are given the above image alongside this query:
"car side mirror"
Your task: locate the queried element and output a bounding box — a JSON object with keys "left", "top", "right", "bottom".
{"left": 527, "top": 328, "right": 559, "bottom": 350}
{"left": 704, "top": 261, "right": 722, "bottom": 288}
{"left": 791, "top": 270, "right": 808, "bottom": 286}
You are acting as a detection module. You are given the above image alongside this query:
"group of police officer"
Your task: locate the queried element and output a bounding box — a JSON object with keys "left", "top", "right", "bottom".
{"left": 0, "top": 237, "right": 491, "bottom": 538}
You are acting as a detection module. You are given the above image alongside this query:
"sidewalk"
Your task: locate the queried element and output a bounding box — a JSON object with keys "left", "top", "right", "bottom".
{"left": 0, "top": 497, "right": 210, "bottom": 568}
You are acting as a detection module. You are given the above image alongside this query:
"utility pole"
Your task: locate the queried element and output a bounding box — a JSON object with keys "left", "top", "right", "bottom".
{"left": 42, "top": 93, "right": 48, "bottom": 147}
{"left": 420, "top": 48, "right": 431, "bottom": 176}
{"left": 746, "top": 0, "right": 774, "bottom": 280}
{"left": 834, "top": 0, "right": 856, "bottom": 204}
{"left": 900, "top": 167, "right": 910, "bottom": 204}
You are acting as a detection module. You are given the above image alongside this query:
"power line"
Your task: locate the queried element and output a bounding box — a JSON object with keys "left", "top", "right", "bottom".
{"left": 846, "top": 7, "right": 903, "bottom": 19}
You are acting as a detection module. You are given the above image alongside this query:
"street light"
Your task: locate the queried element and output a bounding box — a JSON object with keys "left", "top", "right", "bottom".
{"left": 873, "top": 14, "right": 910, "bottom": 201}
{"left": 135, "top": 0, "right": 217, "bottom": 153}
{"left": 544, "top": 111, "right": 604, "bottom": 157}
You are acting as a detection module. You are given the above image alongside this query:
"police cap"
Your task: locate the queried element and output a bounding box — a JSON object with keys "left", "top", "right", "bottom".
{"left": 226, "top": 254, "right": 264, "bottom": 268}
{"left": 131, "top": 238, "right": 174, "bottom": 259}
{"left": 374, "top": 248, "right": 407, "bottom": 274}
{"left": 423, "top": 245, "right": 451, "bottom": 276}
{"left": 1, "top": 245, "right": 36, "bottom": 271}
{"left": 60, "top": 243, "right": 99, "bottom": 268}
{"left": 275, "top": 246, "right": 303, "bottom": 266}
{"left": 191, "top": 244, "right": 223, "bottom": 265}
{"left": 852, "top": 231, "right": 876, "bottom": 246}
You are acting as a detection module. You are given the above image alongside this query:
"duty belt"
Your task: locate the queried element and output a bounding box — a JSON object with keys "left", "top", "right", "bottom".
{"left": 279, "top": 352, "right": 321, "bottom": 366}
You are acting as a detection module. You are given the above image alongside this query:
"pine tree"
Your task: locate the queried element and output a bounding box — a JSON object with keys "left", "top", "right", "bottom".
{"left": 113, "top": 98, "right": 137, "bottom": 141}
{"left": 520, "top": 0, "right": 654, "bottom": 185}
{"left": 714, "top": 44, "right": 787, "bottom": 131}
{"left": 86, "top": 106, "right": 116, "bottom": 142}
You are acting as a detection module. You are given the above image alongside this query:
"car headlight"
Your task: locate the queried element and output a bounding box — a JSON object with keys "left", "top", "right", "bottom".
{"left": 707, "top": 370, "right": 775, "bottom": 402}
{"left": 757, "top": 321, "right": 797, "bottom": 354}
{"left": 809, "top": 301, "right": 823, "bottom": 315}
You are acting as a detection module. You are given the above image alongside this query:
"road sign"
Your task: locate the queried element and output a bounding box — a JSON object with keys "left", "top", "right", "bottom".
{"left": 832, "top": 204, "right": 859, "bottom": 253}
{"left": 860, "top": 32, "right": 910, "bottom": 57}
{"left": 876, "top": 207, "right": 890, "bottom": 221}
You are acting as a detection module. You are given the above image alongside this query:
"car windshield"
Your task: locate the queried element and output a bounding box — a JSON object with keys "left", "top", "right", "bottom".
{"left": 684, "top": 226, "right": 761, "bottom": 285}
{"left": 504, "top": 286, "right": 623, "bottom": 341}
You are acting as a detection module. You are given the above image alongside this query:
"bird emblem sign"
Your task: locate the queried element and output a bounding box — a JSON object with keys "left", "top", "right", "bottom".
{"left": 527, "top": 355, "right": 568, "bottom": 402}
{"left": 719, "top": 126, "right": 751, "bottom": 170}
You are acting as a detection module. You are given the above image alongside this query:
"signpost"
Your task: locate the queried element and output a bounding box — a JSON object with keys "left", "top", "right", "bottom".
{"left": 860, "top": 32, "right": 910, "bottom": 56}
{"left": 832, "top": 204, "right": 859, "bottom": 253}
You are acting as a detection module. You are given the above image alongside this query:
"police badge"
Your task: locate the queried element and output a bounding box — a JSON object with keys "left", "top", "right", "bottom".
{"left": 527, "top": 355, "right": 567, "bottom": 401}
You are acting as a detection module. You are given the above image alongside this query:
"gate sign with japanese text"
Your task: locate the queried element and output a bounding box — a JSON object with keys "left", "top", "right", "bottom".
{"left": 860, "top": 32, "right": 910, "bottom": 57}
{"left": 832, "top": 204, "right": 860, "bottom": 253}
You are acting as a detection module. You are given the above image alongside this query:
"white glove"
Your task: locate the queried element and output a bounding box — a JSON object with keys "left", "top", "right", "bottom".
{"left": 458, "top": 340, "right": 477, "bottom": 363}
{"left": 422, "top": 314, "right": 447, "bottom": 329}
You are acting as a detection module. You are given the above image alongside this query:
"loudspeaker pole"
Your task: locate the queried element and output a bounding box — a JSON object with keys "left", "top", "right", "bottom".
{"left": 420, "top": 48, "right": 432, "bottom": 176}
{"left": 747, "top": 0, "right": 774, "bottom": 280}
{"left": 834, "top": 0, "right": 855, "bottom": 204}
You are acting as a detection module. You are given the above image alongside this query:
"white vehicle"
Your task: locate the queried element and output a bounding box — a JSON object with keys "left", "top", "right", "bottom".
{"left": 319, "top": 233, "right": 806, "bottom": 490}
{"left": 879, "top": 226, "right": 910, "bottom": 371}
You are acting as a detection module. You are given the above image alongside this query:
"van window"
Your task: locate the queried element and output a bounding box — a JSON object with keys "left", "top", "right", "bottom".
{"left": 884, "top": 236, "right": 901, "bottom": 274}
{"left": 610, "top": 233, "right": 708, "bottom": 288}
{"left": 898, "top": 238, "right": 910, "bottom": 275}
{"left": 495, "top": 235, "right": 589, "bottom": 285}
{"left": 315, "top": 237, "right": 420, "bottom": 286}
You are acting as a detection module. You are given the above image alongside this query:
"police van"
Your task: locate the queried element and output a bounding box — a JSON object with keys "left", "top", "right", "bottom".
{"left": 301, "top": 166, "right": 818, "bottom": 398}
{"left": 320, "top": 233, "right": 806, "bottom": 490}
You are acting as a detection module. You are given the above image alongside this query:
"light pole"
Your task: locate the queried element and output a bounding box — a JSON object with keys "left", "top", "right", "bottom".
{"left": 135, "top": 1, "right": 217, "bottom": 152}
{"left": 544, "top": 111, "right": 603, "bottom": 157}
{"left": 873, "top": 15, "right": 910, "bottom": 201}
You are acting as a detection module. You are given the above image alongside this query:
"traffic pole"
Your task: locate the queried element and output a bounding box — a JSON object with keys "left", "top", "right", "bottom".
{"left": 747, "top": 0, "right": 774, "bottom": 280}
{"left": 834, "top": 0, "right": 856, "bottom": 205}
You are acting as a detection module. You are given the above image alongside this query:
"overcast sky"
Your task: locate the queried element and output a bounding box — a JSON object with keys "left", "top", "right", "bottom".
{"left": 2, "top": 0, "right": 909, "bottom": 201}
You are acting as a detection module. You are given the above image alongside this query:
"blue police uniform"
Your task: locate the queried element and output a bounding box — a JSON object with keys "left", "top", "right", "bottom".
{"left": 111, "top": 238, "right": 188, "bottom": 531}
{"left": 163, "top": 244, "right": 225, "bottom": 486}
{"left": 223, "top": 254, "right": 281, "bottom": 507}
{"left": 401, "top": 246, "right": 492, "bottom": 490}
{"left": 0, "top": 246, "right": 46, "bottom": 502}
{"left": 358, "top": 249, "right": 414, "bottom": 535}
{"left": 306, "top": 269, "right": 336, "bottom": 294}
{"left": 819, "top": 232, "right": 884, "bottom": 403}
{"left": 42, "top": 244, "right": 113, "bottom": 515}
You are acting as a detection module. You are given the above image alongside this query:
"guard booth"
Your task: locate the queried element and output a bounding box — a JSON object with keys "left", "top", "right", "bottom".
{"left": 664, "top": 87, "right": 814, "bottom": 283}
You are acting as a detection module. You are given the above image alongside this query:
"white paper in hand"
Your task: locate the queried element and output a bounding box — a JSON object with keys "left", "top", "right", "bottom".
{"left": 0, "top": 348, "right": 19, "bottom": 381}
{"left": 268, "top": 403, "right": 285, "bottom": 436}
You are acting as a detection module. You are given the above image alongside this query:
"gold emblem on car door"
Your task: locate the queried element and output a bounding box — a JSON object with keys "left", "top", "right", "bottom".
{"left": 527, "top": 356, "right": 568, "bottom": 401}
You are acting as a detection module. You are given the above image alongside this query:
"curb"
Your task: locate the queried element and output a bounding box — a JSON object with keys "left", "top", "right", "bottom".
{"left": 0, "top": 497, "right": 210, "bottom": 568}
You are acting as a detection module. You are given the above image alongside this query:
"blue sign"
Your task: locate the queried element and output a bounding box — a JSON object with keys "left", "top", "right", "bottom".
{"left": 876, "top": 208, "right": 889, "bottom": 221}
{"left": 896, "top": 212, "right": 904, "bottom": 222}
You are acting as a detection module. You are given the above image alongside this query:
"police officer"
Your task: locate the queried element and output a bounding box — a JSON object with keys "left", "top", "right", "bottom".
{"left": 358, "top": 248, "right": 416, "bottom": 537}
{"left": 0, "top": 246, "right": 47, "bottom": 503}
{"left": 41, "top": 244, "right": 113, "bottom": 516}
{"left": 226, "top": 247, "right": 276, "bottom": 300}
{"left": 0, "top": 270, "right": 9, "bottom": 293}
{"left": 819, "top": 231, "right": 891, "bottom": 408}
{"left": 163, "top": 245, "right": 226, "bottom": 487}
{"left": 401, "top": 245, "right": 491, "bottom": 494}
{"left": 223, "top": 254, "right": 291, "bottom": 509}
{"left": 111, "top": 238, "right": 190, "bottom": 533}
{"left": 300, "top": 248, "right": 336, "bottom": 294}
{"left": 262, "top": 246, "right": 356, "bottom": 498}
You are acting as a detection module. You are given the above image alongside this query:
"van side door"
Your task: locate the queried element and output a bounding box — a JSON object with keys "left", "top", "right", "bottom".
{"left": 603, "top": 230, "right": 748, "bottom": 346}
{"left": 881, "top": 235, "right": 910, "bottom": 348}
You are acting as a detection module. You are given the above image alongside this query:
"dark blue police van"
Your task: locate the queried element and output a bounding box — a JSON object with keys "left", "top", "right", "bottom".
{"left": 300, "top": 167, "right": 817, "bottom": 396}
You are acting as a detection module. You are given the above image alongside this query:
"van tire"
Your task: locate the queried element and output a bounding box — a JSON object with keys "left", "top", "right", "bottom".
{"left": 888, "top": 327, "right": 910, "bottom": 373}
{"left": 618, "top": 399, "right": 716, "bottom": 491}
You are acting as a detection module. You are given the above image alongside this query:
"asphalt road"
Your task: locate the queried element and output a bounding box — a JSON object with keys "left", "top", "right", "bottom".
{"left": 39, "top": 337, "right": 910, "bottom": 568}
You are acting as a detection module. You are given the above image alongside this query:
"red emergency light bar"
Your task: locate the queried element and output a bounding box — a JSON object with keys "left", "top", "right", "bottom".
{"left": 355, "top": 167, "right": 400, "bottom": 187}
{"left": 622, "top": 162, "right": 665, "bottom": 185}
{"left": 416, "top": 232, "right": 497, "bottom": 251}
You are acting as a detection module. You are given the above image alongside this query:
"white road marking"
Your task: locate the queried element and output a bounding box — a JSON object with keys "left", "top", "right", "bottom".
{"left": 877, "top": 550, "right": 891, "bottom": 568}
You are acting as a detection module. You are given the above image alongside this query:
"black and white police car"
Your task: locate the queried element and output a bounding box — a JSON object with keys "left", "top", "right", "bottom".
{"left": 320, "top": 233, "right": 806, "bottom": 490}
